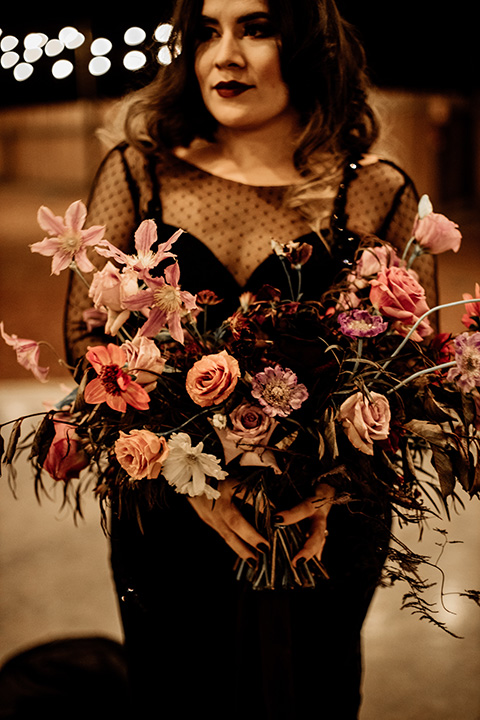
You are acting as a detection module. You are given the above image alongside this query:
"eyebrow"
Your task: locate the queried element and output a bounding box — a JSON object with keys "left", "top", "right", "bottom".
{"left": 200, "top": 11, "right": 271, "bottom": 25}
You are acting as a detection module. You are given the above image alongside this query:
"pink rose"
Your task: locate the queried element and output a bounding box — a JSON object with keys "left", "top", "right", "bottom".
{"left": 337, "top": 391, "right": 391, "bottom": 456}
{"left": 230, "top": 402, "right": 274, "bottom": 440}
{"left": 114, "top": 429, "right": 169, "bottom": 480}
{"left": 213, "top": 402, "right": 279, "bottom": 472}
{"left": 43, "top": 419, "right": 89, "bottom": 482}
{"left": 186, "top": 350, "right": 240, "bottom": 407}
{"left": 413, "top": 212, "right": 462, "bottom": 254}
{"left": 122, "top": 334, "right": 165, "bottom": 392}
{"left": 369, "top": 266, "right": 432, "bottom": 340}
{"left": 350, "top": 244, "right": 400, "bottom": 289}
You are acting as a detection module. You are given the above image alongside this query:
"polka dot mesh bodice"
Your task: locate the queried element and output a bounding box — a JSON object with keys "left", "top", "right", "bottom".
{"left": 64, "top": 144, "right": 437, "bottom": 365}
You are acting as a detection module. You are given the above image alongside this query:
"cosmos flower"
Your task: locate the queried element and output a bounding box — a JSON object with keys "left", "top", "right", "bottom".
{"left": 161, "top": 432, "right": 227, "bottom": 499}
{"left": 31, "top": 200, "right": 105, "bottom": 275}
{"left": 251, "top": 364, "right": 308, "bottom": 418}
{"left": 84, "top": 343, "right": 150, "bottom": 412}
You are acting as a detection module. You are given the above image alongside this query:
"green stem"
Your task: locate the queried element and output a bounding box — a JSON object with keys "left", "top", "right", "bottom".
{"left": 387, "top": 360, "right": 456, "bottom": 394}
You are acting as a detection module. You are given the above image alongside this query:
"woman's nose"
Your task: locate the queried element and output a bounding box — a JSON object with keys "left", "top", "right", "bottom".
{"left": 214, "top": 32, "right": 246, "bottom": 68}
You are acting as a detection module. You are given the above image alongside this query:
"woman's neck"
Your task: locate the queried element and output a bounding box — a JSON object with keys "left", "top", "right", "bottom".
{"left": 175, "top": 117, "right": 303, "bottom": 186}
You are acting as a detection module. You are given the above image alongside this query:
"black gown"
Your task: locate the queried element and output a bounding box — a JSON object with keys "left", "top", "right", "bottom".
{"left": 64, "top": 144, "right": 435, "bottom": 719}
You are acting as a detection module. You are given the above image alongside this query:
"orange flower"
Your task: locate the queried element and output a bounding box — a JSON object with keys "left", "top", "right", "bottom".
{"left": 186, "top": 350, "right": 240, "bottom": 407}
{"left": 84, "top": 344, "right": 150, "bottom": 412}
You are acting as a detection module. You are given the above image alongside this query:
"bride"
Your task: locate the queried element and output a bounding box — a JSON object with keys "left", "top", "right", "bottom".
{"left": 65, "top": 0, "right": 437, "bottom": 717}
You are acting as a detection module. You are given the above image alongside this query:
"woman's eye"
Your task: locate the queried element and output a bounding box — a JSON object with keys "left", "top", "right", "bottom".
{"left": 197, "top": 25, "right": 219, "bottom": 43}
{"left": 243, "top": 22, "right": 275, "bottom": 38}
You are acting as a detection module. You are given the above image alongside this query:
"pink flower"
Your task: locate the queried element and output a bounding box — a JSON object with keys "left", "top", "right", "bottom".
{"left": 413, "top": 206, "right": 462, "bottom": 254}
{"left": 461, "top": 283, "right": 480, "bottom": 330}
{"left": 446, "top": 332, "right": 480, "bottom": 393}
{"left": 114, "top": 429, "right": 169, "bottom": 481}
{"left": 338, "top": 309, "right": 388, "bottom": 338}
{"left": 43, "top": 418, "right": 89, "bottom": 482}
{"left": 84, "top": 343, "right": 150, "bottom": 412}
{"left": 0, "top": 322, "right": 49, "bottom": 382}
{"left": 213, "top": 402, "right": 280, "bottom": 472}
{"left": 251, "top": 364, "right": 308, "bottom": 418}
{"left": 350, "top": 244, "right": 400, "bottom": 289}
{"left": 95, "top": 221, "right": 181, "bottom": 280}
{"left": 369, "top": 266, "right": 432, "bottom": 340}
{"left": 337, "top": 391, "right": 391, "bottom": 456}
{"left": 88, "top": 262, "right": 139, "bottom": 335}
{"left": 122, "top": 334, "right": 165, "bottom": 392}
{"left": 186, "top": 350, "right": 240, "bottom": 407}
{"left": 124, "top": 262, "right": 197, "bottom": 343}
{"left": 31, "top": 200, "right": 105, "bottom": 275}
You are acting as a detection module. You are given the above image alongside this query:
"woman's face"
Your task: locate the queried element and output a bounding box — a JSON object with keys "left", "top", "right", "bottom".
{"left": 194, "top": 0, "right": 295, "bottom": 133}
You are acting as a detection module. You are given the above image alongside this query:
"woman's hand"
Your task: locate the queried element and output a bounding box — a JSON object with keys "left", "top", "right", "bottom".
{"left": 187, "top": 478, "right": 269, "bottom": 565}
{"left": 274, "top": 483, "right": 335, "bottom": 567}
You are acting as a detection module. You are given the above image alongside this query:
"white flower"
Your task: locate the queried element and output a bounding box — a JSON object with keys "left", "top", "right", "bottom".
{"left": 161, "top": 432, "right": 227, "bottom": 499}
{"left": 417, "top": 194, "right": 433, "bottom": 219}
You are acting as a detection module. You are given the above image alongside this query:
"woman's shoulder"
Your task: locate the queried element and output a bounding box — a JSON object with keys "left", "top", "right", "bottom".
{"left": 355, "top": 153, "right": 416, "bottom": 191}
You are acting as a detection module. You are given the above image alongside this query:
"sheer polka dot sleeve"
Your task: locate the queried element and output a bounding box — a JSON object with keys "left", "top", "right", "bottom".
{"left": 63, "top": 145, "right": 141, "bottom": 367}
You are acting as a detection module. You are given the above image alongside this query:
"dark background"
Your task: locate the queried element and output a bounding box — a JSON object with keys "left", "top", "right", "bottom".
{"left": 0, "top": 2, "right": 475, "bottom": 108}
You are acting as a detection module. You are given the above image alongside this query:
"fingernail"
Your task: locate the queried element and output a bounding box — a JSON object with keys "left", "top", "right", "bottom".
{"left": 257, "top": 542, "right": 269, "bottom": 553}
{"left": 296, "top": 557, "right": 306, "bottom": 567}
{"left": 247, "top": 558, "right": 257, "bottom": 568}
{"left": 273, "top": 515, "right": 284, "bottom": 525}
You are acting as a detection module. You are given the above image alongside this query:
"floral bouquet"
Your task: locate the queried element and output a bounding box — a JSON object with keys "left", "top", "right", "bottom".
{"left": 1, "top": 193, "right": 480, "bottom": 622}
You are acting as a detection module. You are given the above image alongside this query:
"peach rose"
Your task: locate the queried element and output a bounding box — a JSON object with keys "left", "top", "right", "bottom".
{"left": 213, "top": 402, "right": 279, "bottom": 472}
{"left": 43, "top": 419, "right": 89, "bottom": 482}
{"left": 369, "top": 266, "right": 432, "bottom": 340}
{"left": 413, "top": 212, "right": 462, "bottom": 254}
{"left": 337, "top": 391, "right": 391, "bottom": 456}
{"left": 186, "top": 350, "right": 240, "bottom": 407}
{"left": 114, "top": 429, "right": 169, "bottom": 480}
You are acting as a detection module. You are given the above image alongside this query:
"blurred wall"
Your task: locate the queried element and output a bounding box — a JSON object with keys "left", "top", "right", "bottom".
{"left": 0, "top": 89, "right": 478, "bottom": 380}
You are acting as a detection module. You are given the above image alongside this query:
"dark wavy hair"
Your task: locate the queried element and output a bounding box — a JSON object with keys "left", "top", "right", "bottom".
{"left": 124, "top": 0, "right": 379, "bottom": 165}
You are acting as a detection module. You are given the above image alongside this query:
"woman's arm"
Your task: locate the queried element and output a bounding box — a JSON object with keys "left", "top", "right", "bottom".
{"left": 63, "top": 145, "right": 144, "bottom": 367}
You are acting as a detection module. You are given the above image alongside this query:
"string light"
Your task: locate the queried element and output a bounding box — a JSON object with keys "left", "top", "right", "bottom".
{"left": 1, "top": 18, "right": 175, "bottom": 89}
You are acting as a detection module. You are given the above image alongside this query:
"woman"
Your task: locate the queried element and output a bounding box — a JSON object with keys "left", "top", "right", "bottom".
{"left": 65, "top": 1, "right": 437, "bottom": 717}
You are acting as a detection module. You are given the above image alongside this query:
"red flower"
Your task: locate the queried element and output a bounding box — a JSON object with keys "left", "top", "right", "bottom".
{"left": 84, "top": 344, "right": 150, "bottom": 412}
{"left": 43, "top": 418, "right": 89, "bottom": 482}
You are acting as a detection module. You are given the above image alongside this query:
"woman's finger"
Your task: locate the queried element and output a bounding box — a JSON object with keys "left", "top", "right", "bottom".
{"left": 275, "top": 483, "right": 335, "bottom": 526}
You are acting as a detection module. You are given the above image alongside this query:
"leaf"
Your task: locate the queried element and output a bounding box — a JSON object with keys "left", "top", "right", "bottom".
{"left": 403, "top": 419, "right": 449, "bottom": 448}
{"left": 28, "top": 413, "right": 56, "bottom": 467}
{"left": 430, "top": 445, "right": 455, "bottom": 498}
{"left": 4, "top": 419, "right": 23, "bottom": 465}
{"left": 423, "top": 388, "right": 459, "bottom": 423}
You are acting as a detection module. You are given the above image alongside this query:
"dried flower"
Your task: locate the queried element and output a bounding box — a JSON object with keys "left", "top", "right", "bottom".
{"left": 251, "top": 364, "right": 308, "bottom": 417}
{"left": 161, "top": 432, "right": 227, "bottom": 498}
{"left": 338, "top": 309, "right": 388, "bottom": 338}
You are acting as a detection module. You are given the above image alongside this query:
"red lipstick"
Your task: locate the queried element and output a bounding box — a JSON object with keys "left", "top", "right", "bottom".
{"left": 214, "top": 81, "right": 253, "bottom": 98}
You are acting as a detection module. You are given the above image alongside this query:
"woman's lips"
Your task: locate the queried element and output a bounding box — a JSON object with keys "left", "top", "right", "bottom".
{"left": 214, "top": 81, "right": 253, "bottom": 98}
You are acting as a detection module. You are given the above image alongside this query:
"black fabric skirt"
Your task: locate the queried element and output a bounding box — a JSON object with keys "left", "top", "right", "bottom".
{"left": 109, "top": 489, "right": 391, "bottom": 720}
